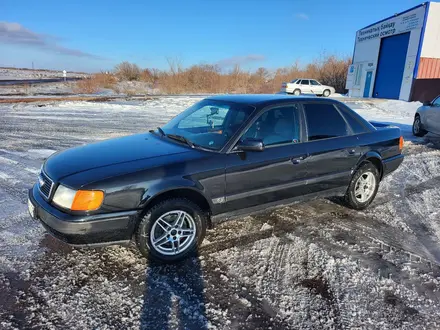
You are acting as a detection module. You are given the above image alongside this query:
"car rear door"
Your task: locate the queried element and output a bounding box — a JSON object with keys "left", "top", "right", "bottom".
{"left": 223, "top": 103, "right": 308, "bottom": 212}
{"left": 301, "top": 101, "right": 360, "bottom": 194}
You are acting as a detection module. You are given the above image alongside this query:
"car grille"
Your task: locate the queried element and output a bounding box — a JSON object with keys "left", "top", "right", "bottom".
{"left": 39, "top": 171, "right": 54, "bottom": 199}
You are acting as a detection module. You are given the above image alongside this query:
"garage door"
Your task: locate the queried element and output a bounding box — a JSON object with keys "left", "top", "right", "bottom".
{"left": 373, "top": 32, "right": 410, "bottom": 100}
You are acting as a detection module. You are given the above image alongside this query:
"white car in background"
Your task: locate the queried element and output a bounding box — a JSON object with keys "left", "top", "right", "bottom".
{"left": 412, "top": 94, "right": 440, "bottom": 136}
{"left": 281, "top": 79, "right": 335, "bottom": 97}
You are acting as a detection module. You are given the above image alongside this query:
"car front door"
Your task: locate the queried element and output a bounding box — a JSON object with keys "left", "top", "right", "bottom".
{"left": 310, "top": 80, "right": 323, "bottom": 95}
{"left": 301, "top": 102, "right": 360, "bottom": 194}
{"left": 427, "top": 96, "right": 440, "bottom": 134}
{"left": 223, "top": 103, "right": 308, "bottom": 212}
{"left": 300, "top": 80, "right": 311, "bottom": 94}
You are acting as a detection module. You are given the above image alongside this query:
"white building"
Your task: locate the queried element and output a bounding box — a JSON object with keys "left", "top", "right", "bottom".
{"left": 346, "top": 2, "right": 440, "bottom": 101}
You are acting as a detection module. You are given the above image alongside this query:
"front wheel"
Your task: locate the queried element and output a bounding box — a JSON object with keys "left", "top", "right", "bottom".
{"left": 344, "top": 162, "right": 380, "bottom": 210}
{"left": 412, "top": 115, "right": 427, "bottom": 137}
{"left": 135, "top": 198, "right": 207, "bottom": 263}
{"left": 323, "top": 89, "right": 331, "bottom": 97}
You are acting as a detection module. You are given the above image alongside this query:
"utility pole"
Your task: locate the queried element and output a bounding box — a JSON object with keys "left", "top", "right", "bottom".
{"left": 32, "top": 61, "right": 34, "bottom": 70}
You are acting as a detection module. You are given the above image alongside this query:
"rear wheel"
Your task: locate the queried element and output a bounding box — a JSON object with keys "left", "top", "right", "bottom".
{"left": 344, "top": 162, "right": 380, "bottom": 210}
{"left": 293, "top": 89, "right": 301, "bottom": 96}
{"left": 412, "top": 115, "right": 427, "bottom": 137}
{"left": 323, "top": 89, "right": 331, "bottom": 97}
{"left": 135, "top": 198, "right": 207, "bottom": 263}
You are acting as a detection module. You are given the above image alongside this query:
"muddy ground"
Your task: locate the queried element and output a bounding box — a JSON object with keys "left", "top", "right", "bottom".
{"left": 1, "top": 98, "right": 440, "bottom": 329}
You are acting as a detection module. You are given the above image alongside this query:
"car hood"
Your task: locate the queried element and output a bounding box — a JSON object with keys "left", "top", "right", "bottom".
{"left": 44, "top": 133, "right": 191, "bottom": 182}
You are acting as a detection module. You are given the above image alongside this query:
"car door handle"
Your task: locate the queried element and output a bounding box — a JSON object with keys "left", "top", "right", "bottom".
{"left": 291, "top": 155, "right": 307, "bottom": 164}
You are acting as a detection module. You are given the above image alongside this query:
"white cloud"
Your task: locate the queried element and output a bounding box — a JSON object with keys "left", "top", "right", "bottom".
{"left": 295, "top": 13, "right": 309, "bottom": 20}
{"left": 216, "top": 54, "right": 266, "bottom": 68}
{"left": 0, "top": 22, "right": 102, "bottom": 59}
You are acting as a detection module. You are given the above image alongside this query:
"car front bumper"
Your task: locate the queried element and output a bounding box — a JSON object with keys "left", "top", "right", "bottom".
{"left": 28, "top": 184, "right": 139, "bottom": 247}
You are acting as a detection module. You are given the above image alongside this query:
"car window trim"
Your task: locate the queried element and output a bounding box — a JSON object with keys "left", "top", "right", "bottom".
{"left": 433, "top": 95, "right": 440, "bottom": 107}
{"left": 226, "top": 102, "right": 305, "bottom": 153}
{"left": 301, "top": 101, "right": 354, "bottom": 143}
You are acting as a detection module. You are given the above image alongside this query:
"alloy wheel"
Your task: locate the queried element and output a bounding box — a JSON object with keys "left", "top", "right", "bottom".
{"left": 150, "top": 210, "right": 196, "bottom": 256}
{"left": 354, "top": 171, "right": 376, "bottom": 203}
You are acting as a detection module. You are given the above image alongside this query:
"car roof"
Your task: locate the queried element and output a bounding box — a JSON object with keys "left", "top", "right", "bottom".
{"left": 206, "top": 94, "right": 338, "bottom": 106}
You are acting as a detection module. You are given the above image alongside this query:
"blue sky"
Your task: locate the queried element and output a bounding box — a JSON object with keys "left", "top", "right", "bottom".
{"left": 1, "top": 0, "right": 422, "bottom": 72}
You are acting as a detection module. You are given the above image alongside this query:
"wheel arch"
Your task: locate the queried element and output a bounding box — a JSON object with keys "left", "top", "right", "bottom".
{"left": 355, "top": 152, "right": 383, "bottom": 180}
{"left": 140, "top": 186, "right": 213, "bottom": 227}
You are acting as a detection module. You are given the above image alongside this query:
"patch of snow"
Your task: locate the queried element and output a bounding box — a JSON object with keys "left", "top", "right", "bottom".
{"left": 260, "top": 223, "right": 273, "bottom": 231}
{"left": 27, "top": 149, "right": 57, "bottom": 159}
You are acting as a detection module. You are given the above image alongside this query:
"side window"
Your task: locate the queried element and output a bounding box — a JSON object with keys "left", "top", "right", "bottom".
{"left": 433, "top": 96, "right": 440, "bottom": 107}
{"left": 310, "top": 80, "right": 320, "bottom": 86}
{"left": 242, "top": 105, "right": 301, "bottom": 146}
{"left": 337, "top": 105, "right": 369, "bottom": 134}
{"left": 304, "top": 103, "right": 349, "bottom": 141}
{"left": 301, "top": 80, "right": 310, "bottom": 85}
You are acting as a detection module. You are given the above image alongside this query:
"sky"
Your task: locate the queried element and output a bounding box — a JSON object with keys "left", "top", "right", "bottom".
{"left": 1, "top": 0, "right": 424, "bottom": 73}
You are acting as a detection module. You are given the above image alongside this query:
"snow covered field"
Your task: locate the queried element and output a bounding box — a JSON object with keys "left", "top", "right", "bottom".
{"left": 1, "top": 97, "right": 440, "bottom": 329}
{"left": 0, "top": 68, "right": 88, "bottom": 81}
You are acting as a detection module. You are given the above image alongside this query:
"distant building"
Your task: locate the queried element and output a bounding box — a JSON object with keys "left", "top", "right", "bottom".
{"left": 346, "top": 2, "right": 440, "bottom": 102}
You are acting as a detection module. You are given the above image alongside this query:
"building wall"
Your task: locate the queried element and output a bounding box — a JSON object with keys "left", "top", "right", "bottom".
{"left": 416, "top": 2, "right": 440, "bottom": 82}
{"left": 417, "top": 57, "right": 440, "bottom": 78}
{"left": 347, "top": 4, "right": 427, "bottom": 101}
{"left": 420, "top": 2, "right": 440, "bottom": 59}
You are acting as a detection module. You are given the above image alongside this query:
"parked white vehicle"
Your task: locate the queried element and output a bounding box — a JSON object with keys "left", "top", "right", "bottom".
{"left": 281, "top": 79, "right": 336, "bottom": 97}
{"left": 412, "top": 94, "right": 440, "bottom": 136}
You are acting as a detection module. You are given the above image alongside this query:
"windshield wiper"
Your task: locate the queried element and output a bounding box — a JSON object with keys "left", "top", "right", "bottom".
{"left": 166, "top": 134, "right": 195, "bottom": 148}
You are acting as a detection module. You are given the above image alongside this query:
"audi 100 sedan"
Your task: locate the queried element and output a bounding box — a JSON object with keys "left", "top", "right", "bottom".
{"left": 28, "top": 95, "right": 404, "bottom": 262}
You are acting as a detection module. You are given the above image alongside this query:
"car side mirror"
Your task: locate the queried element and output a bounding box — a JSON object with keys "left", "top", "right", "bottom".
{"left": 235, "top": 138, "right": 265, "bottom": 152}
{"left": 423, "top": 101, "right": 432, "bottom": 106}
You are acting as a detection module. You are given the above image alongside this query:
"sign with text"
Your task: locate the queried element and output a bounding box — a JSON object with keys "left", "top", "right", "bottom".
{"left": 356, "top": 6, "right": 425, "bottom": 43}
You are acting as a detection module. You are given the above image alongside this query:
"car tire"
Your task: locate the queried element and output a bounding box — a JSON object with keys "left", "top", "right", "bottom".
{"left": 135, "top": 198, "right": 207, "bottom": 263}
{"left": 412, "top": 115, "right": 427, "bottom": 137}
{"left": 344, "top": 162, "right": 380, "bottom": 210}
{"left": 293, "top": 89, "right": 301, "bottom": 96}
{"left": 323, "top": 89, "right": 331, "bottom": 97}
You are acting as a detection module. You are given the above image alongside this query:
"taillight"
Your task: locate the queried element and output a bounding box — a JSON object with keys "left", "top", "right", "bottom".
{"left": 399, "top": 136, "right": 404, "bottom": 151}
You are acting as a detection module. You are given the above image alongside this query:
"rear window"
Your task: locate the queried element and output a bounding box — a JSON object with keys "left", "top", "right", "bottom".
{"left": 301, "top": 80, "right": 310, "bottom": 85}
{"left": 304, "top": 103, "right": 349, "bottom": 141}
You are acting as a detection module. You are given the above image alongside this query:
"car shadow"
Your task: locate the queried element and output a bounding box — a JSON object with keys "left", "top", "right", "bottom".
{"left": 140, "top": 255, "right": 208, "bottom": 330}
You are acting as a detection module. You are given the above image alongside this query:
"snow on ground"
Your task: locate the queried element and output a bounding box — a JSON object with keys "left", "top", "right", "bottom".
{"left": 0, "top": 68, "right": 88, "bottom": 80}
{"left": 1, "top": 97, "right": 440, "bottom": 329}
{"left": 0, "top": 82, "right": 77, "bottom": 95}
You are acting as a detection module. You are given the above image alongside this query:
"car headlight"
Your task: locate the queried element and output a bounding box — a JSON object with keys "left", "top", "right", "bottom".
{"left": 52, "top": 184, "right": 104, "bottom": 211}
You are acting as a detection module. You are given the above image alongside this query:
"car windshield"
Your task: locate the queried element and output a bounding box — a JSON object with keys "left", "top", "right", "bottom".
{"left": 161, "top": 99, "right": 256, "bottom": 151}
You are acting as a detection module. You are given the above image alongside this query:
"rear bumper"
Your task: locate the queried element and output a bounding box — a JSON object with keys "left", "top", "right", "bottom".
{"left": 382, "top": 154, "right": 404, "bottom": 177}
{"left": 28, "top": 184, "right": 139, "bottom": 247}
